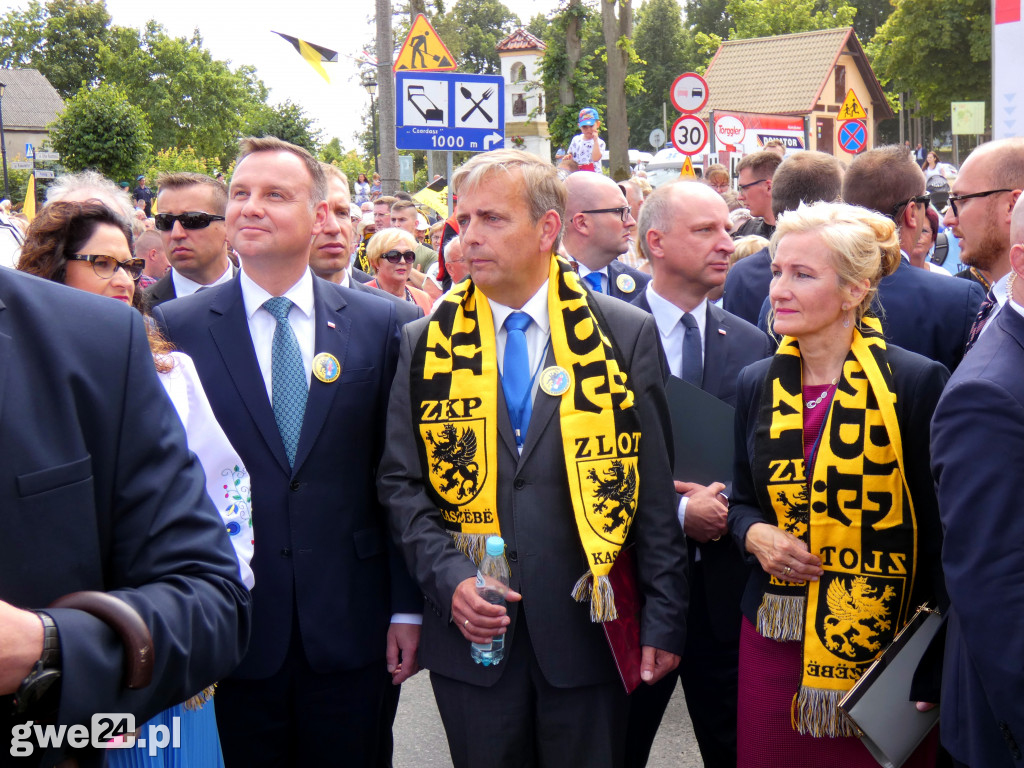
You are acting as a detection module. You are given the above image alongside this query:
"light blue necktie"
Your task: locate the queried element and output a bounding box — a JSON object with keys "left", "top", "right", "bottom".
{"left": 681, "top": 312, "right": 704, "bottom": 387}
{"left": 263, "top": 297, "right": 308, "bottom": 467}
{"left": 502, "top": 312, "right": 533, "bottom": 448}
{"left": 583, "top": 271, "right": 603, "bottom": 294}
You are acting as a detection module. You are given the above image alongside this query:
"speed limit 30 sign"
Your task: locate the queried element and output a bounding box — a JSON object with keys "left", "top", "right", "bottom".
{"left": 671, "top": 114, "right": 708, "bottom": 156}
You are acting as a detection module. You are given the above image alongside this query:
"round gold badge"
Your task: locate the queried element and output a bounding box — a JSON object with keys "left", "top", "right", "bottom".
{"left": 616, "top": 273, "right": 637, "bottom": 293}
{"left": 539, "top": 366, "right": 571, "bottom": 396}
{"left": 312, "top": 352, "right": 341, "bottom": 383}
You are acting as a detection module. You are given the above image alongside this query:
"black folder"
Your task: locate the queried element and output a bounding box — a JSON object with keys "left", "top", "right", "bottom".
{"left": 665, "top": 375, "right": 735, "bottom": 485}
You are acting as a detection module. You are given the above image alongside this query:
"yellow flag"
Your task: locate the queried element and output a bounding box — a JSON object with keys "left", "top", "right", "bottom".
{"left": 23, "top": 174, "right": 35, "bottom": 221}
{"left": 414, "top": 186, "right": 448, "bottom": 219}
{"left": 273, "top": 32, "right": 337, "bottom": 84}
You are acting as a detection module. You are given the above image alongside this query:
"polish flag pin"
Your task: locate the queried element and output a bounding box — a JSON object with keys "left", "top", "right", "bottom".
{"left": 327, "top": 321, "right": 336, "bottom": 329}
{"left": 718, "top": 328, "right": 727, "bottom": 335}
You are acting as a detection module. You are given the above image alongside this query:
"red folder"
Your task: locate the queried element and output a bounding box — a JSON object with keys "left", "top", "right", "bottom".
{"left": 602, "top": 545, "right": 643, "bottom": 694}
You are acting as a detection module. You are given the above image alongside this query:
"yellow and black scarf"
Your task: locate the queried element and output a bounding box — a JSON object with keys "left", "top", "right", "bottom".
{"left": 356, "top": 236, "right": 372, "bottom": 274}
{"left": 409, "top": 255, "right": 642, "bottom": 621}
{"left": 752, "top": 316, "right": 918, "bottom": 737}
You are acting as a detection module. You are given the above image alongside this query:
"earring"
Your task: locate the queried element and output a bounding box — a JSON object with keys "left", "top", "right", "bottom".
{"left": 841, "top": 304, "right": 851, "bottom": 328}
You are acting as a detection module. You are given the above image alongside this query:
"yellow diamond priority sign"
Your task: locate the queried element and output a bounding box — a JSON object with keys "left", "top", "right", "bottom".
{"left": 394, "top": 14, "right": 457, "bottom": 72}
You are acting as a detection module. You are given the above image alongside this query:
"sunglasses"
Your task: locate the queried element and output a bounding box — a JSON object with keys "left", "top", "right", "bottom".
{"left": 381, "top": 250, "right": 416, "bottom": 264}
{"left": 890, "top": 193, "right": 932, "bottom": 220}
{"left": 153, "top": 212, "right": 226, "bottom": 231}
{"left": 67, "top": 254, "right": 146, "bottom": 281}
{"left": 947, "top": 188, "right": 1014, "bottom": 218}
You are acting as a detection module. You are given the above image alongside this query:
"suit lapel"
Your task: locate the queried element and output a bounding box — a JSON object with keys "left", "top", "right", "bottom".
{"left": 702, "top": 303, "right": 727, "bottom": 395}
{"left": 209, "top": 280, "right": 291, "bottom": 474}
{"left": 0, "top": 298, "right": 11, "bottom": 423}
{"left": 518, "top": 345, "right": 558, "bottom": 465}
{"left": 292, "top": 279, "right": 350, "bottom": 472}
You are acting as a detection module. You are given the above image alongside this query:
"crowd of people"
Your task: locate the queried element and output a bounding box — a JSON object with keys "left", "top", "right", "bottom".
{"left": 0, "top": 124, "right": 1020, "bottom": 768}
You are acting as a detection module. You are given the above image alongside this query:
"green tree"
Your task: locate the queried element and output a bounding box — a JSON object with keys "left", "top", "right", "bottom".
{"left": 0, "top": 0, "right": 111, "bottom": 98}
{"left": 867, "top": 0, "right": 989, "bottom": 120}
{"left": 630, "top": 0, "right": 696, "bottom": 146}
{"left": 431, "top": 0, "right": 521, "bottom": 74}
{"left": 849, "top": 0, "right": 895, "bottom": 42}
{"left": 243, "top": 100, "right": 323, "bottom": 154}
{"left": 683, "top": 0, "right": 730, "bottom": 40}
{"left": 696, "top": 0, "right": 857, "bottom": 59}
{"left": 49, "top": 83, "right": 151, "bottom": 180}
{"left": 602, "top": 0, "right": 637, "bottom": 179}
{"left": 143, "top": 146, "right": 228, "bottom": 182}
{"left": 99, "top": 22, "right": 268, "bottom": 162}
{"left": 537, "top": 0, "right": 607, "bottom": 152}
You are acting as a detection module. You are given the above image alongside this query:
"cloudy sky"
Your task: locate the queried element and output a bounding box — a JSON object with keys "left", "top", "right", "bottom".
{"left": 49, "top": 0, "right": 564, "bottom": 150}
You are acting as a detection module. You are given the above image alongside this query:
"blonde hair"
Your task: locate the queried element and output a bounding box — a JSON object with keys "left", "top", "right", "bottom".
{"left": 730, "top": 235, "right": 769, "bottom": 266}
{"left": 366, "top": 228, "right": 417, "bottom": 270}
{"left": 770, "top": 201, "right": 901, "bottom": 326}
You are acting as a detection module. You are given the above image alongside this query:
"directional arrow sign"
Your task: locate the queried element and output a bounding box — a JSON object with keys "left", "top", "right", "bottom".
{"left": 396, "top": 71, "right": 504, "bottom": 153}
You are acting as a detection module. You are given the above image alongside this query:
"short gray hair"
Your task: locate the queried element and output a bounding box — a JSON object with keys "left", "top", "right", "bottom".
{"left": 452, "top": 149, "right": 565, "bottom": 225}
{"left": 46, "top": 170, "right": 134, "bottom": 223}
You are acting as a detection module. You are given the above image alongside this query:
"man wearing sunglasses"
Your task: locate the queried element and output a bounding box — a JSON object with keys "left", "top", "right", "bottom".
{"left": 145, "top": 172, "right": 236, "bottom": 311}
{"left": 942, "top": 138, "right": 1024, "bottom": 347}
{"left": 563, "top": 171, "right": 649, "bottom": 301}
{"left": 842, "top": 145, "right": 985, "bottom": 372}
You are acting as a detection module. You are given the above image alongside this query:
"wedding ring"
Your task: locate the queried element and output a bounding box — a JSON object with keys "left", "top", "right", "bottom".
{"left": 783, "top": 565, "right": 792, "bottom": 576}
{"left": 464, "top": 619, "right": 470, "bottom": 629}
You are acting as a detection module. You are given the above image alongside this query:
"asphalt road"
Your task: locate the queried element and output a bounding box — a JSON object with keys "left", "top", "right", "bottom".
{"left": 393, "top": 670, "right": 703, "bottom": 767}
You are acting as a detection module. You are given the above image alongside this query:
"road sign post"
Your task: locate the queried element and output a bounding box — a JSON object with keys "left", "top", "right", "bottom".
{"left": 671, "top": 114, "right": 708, "bottom": 156}
{"left": 396, "top": 72, "right": 504, "bottom": 153}
{"left": 838, "top": 119, "right": 867, "bottom": 154}
{"left": 670, "top": 73, "right": 709, "bottom": 114}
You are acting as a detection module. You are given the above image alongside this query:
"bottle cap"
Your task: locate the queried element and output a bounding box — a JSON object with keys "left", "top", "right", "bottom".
{"left": 485, "top": 536, "right": 505, "bottom": 557}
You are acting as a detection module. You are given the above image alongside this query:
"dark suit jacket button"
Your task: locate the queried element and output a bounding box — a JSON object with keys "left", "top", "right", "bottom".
{"left": 513, "top": 478, "right": 525, "bottom": 490}
{"left": 509, "top": 551, "right": 518, "bottom": 562}
{"left": 280, "top": 548, "right": 292, "bottom": 557}
{"left": 289, "top": 481, "right": 300, "bottom": 491}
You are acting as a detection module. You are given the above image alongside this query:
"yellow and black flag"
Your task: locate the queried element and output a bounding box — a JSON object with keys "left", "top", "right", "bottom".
{"left": 273, "top": 32, "right": 338, "bottom": 83}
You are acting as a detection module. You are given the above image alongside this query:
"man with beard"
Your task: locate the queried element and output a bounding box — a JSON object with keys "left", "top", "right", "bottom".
{"left": 943, "top": 138, "right": 1024, "bottom": 350}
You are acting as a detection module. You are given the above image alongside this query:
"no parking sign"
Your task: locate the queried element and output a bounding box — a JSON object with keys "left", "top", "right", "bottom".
{"left": 838, "top": 120, "right": 867, "bottom": 154}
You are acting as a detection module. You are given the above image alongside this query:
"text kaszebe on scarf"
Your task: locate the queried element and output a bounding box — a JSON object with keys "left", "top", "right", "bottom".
{"left": 410, "top": 255, "right": 642, "bottom": 621}
{"left": 751, "top": 316, "right": 918, "bottom": 737}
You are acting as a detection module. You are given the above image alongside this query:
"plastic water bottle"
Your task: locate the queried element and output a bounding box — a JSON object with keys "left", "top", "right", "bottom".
{"left": 470, "top": 535, "right": 510, "bottom": 666}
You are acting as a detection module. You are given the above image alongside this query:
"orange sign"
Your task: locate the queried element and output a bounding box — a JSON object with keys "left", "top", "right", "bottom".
{"left": 394, "top": 14, "right": 456, "bottom": 72}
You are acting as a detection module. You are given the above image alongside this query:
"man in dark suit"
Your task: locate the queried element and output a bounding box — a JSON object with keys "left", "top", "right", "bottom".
{"left": 733, "top": 150, "right": 782, "bottom": 240}
{"left": 145, "top": 172, "right": 237, "bottom": 311}
{"left": 843, "top": 145, "right": 985, "bottom": 371}
{"left": 943, "top": 138, "right": 1024, "bottom": 347}
{"left": 626, "top": 181, "right": 772, "bottom": 768}
{"left": 724, "top": 151, "right": 843, "bottom": 325}
{"left": 563, "top": 171, "right": 650, "bottom": 301}
{"left": 154, "top": 137, "right": 421, "bottom": 767}
{"left": 0, "top": 268, "right": 249, "bottom": 766}
{"left": 309, "top": 163, "right": 421, "bottom": 326}
{"left": 378, "top": 149, "right": 687, "bottom": 768}
{"left": 930, "top": 199, "right": 1024, "bottom": 768}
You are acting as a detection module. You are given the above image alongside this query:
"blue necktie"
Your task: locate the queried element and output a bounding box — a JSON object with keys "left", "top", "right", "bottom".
{"left": 583, "top": 271, "right": 603, "bottom": 294}
{"left": 263, "top": 297, "right": 308, "bottom": 467}
{"left": 681, "top": 312, "right": 704, "bottom": 387}
{"left": 502, "top": 312, "right": 533, "bottom": 448}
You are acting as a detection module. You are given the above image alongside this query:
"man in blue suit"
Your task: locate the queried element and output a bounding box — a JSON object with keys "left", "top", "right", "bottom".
{"left": 931, "top": 198, "right": 1024, "bottom": 768}
{"left": 843, "top": 145, "right": 985, "bottom": 371}
{"left": 154, "top": 137, "right": 421, "bottom": 767}
{"left": 0, "top": 268, "right": 250, "bottom": 766}
{"left": 625, "top": 181, "right": 772, "bottom": 768}
{"left": 562, "top": 171, "right": 650, "bottom": 301}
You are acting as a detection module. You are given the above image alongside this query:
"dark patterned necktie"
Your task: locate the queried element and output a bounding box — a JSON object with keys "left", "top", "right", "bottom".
{"left": 681, "top": 312, "right": 703, "bottom": 386}
{"left": 263, "top": 297, "right": 308, "bottom": 467}
{"left": 966, "top": 289, "right": 997, "bottom": 352}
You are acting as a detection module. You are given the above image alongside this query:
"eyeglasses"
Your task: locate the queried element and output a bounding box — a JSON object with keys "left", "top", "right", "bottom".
{"left": 67, "top": 254, "right": 145, "bottom": 281}
{"left": 737, "top": 178, "right": 769, "bottom": 191}
{"left": 153, "top": 212, "right": 226, "bottom": 231}
{"left": 890, "top": 193, "right": 932, "bottom": 220}
{"left": 381, "top": 250, "right": 416, "bottom": 264}
{"left": 947, "top": 189, "right": 1014, "bottom": 218}
{"left": 580, "top": 206, "right": 631, "bottom": 223}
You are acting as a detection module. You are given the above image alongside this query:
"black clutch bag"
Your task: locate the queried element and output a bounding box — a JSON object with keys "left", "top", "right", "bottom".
{"left": 838, "top": 605, "right": 943, "bottom": 768}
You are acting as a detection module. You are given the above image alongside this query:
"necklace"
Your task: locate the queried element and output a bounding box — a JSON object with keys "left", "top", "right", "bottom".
{"left": 806, "top": 377, "right": 839, "bottom": 409}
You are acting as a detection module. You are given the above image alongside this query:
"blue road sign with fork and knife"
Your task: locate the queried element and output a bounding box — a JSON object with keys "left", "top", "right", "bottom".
{"left": 396, "top": 72, "right": 505, "bottom": 152}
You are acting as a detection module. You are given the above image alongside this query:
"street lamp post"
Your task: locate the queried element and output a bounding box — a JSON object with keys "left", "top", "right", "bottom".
{"left": 362, "top": 75, "right": 380, "bottom": 175}
{"left": 0, "top": 83, "right": 9, "bottom": 202}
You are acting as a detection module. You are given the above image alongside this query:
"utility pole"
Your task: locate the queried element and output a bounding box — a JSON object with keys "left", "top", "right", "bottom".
{"left": 376, "top": 0, "right": 399, "bottom": 194}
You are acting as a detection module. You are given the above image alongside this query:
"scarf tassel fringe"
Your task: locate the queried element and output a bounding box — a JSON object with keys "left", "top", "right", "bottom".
{"left": 448, "top": 531, "right": 489, "bottom": 565}
{"left": 756, "top": 593, "right": 806, "bottom": 641}
{"left": 791, "top": 686, "right": 857, "bottom": 738}
{"left": 571, "top": 571, "right": 619, "bottom": 622}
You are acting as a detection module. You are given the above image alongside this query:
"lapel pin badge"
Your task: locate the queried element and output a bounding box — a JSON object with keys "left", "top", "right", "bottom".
{"left": 539, "top": 366, "right": 571, "bottom": 396}
{"left": 616, "top": 274, "right": 636, "bottom": 293}
{"left": 312, "top": 352, "right": 341, "bottom": 384}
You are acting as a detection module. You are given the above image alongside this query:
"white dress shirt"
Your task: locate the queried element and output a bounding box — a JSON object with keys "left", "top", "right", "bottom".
{"left": 171, "top": 262, "right": 234, "bottom": 298}
{"left": 978, "top": 271, "right": 1012, "bottom": 340}
{"left": 487, "top": 281, "right": 552, "bottom": 453}
{"left": 644, "top": 284, "right": 712, "bottom": 539}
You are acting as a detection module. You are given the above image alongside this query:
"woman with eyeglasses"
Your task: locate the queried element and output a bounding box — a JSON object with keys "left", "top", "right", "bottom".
{"left": 366, "top": 228, "right": 434, "bottom": 314}
{"left": 18, "top": 200, "right": 252, "bottom": 768}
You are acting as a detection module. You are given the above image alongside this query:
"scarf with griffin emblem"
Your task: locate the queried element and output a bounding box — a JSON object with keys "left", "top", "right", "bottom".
{"left": 409, "top": 255, "right": 642, "bottom": 621}
{"left": 751, "top": 316, "right": 918, "bottom": 737}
